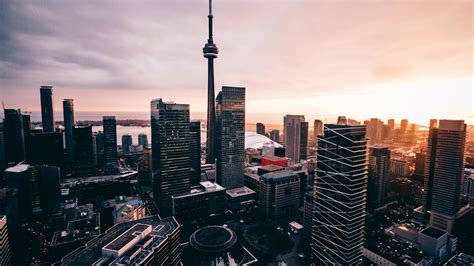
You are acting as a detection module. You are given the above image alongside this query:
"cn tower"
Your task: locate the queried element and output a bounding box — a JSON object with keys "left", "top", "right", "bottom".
{"left": 203, "top": 0, "right": 218, "bottom": 164}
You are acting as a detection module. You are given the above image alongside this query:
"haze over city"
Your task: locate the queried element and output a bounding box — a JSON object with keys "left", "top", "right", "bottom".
{"left": 1, "top": 0, "right": 472, "bottom": 125}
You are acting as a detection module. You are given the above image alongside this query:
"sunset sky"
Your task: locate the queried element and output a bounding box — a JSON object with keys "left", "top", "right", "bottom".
{"left": 1, "top": 0, "right": 472, "bottom": 125}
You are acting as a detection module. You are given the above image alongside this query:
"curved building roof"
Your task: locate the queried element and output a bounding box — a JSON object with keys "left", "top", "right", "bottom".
{"left": 244, "top": 131, "right": 283, "bottom": 150}
{"left": 189, "top": 225, "right": 238, "bottom": 253}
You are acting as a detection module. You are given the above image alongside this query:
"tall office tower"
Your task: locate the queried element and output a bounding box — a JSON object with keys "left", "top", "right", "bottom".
{"left": 367, "top": 118, "right": 383, "bottom": 145}
{"left": 73, "top": 125, "right": 95, "bottom": 177}
{"left": 429, "top": 119, "right": 438, "bottom": 129}
{"left": 190, "top": 121, "right": 202, "bottom": 185}
{"left": 337, "top": 116, "right": 348, "bottom": 125}
{"left": 151, "top": 99, "right": 192, "bottom": 217}
{"left": 40, "top": 86, "right": 55, "bottom": 132}
{"left": 400, "top": 119, "right": 409, "bottom": 133}
{"left": 4, "top": 164, "right": 60, "bottom": 218}
{"left": 424, "top": 120, "right": 466, "bottom": 233}
{"left": 0, "top": 215, "right": 12, "bottom": 266}
{"left": 122, "top": 134, "right": 132, "bottom": 155}
{"left": 300, "top": 121, "right": 309, "bottom": 160}
{"left": 313, "top": 119, "right": 323, "bottom": 141}
{"left": 312, "top": 124, "right": 368, "bottom": 265}
{"left": 283, "top": 115, "right": 305, "bottom": 163}
{"left": 3, "top": 109, "right": 25, "bottom": 164}
{"left": 256, "top": 122, "right": 265, "bottom": 135}
{"left": 102, "top": 116, "right": 118, "bottom": 174}
{"left": 138, "top": 133, "right": 148, "bottom": 148}
{"left": 388, "top": 119, "right": 395, "bottom": 131}
{"left": 27, "top": 132, "right": 64, "bottom": 166}
{"left": 0, "top": 122, "right": 5, "bottom": 171}
{"left": 269, "top": 129, "right": 280, "bottom": 144}
{"left": 216, "top": 87, "right": 246, "bottom": 189}
{"left": 203, "top": 0, "right": 219, "bottom": 164}
{"left": 367, "top": 145, "right": 390, "bottom": 211}
{"left": 94, "top": 131, "right": 105, "bottom": 170}
{"left": 414, "top": 152, "right": 427, "bottom": 177}
{"left": 138, "top": 147, "right": 152, "bottom": 186}
{"left": 63, "top": 99, "right": 75, "bottom": 163}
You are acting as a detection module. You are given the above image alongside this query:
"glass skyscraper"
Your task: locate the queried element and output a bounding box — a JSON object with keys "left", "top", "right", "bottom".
{"left": 311, "top": 124, "right": 368, "bottom": 265}
{"left": 40, "top": 86, "right": 55, "bottom": 132}
{"left": 216, "top": 86, "right": 245, "bottom": 189}
{"left": 3, "top": 109, "right": 25, "bottom": 164}
{"left": 151, "top": 98, "right": 192, "bottom": 217}
{"left": 63, "top": 99, "right": 75, "bottom": 164}
{"left": 73, "top": 125, "right": 95, "bottom": 177}
{"left": 102, "top": 116, "right": 118, "bottom": 174}
{"left": 283, "top": 115, "right": 306, "bottom": 164}
{"left": 189, "top": 121, "right": 202, "bottom": 185}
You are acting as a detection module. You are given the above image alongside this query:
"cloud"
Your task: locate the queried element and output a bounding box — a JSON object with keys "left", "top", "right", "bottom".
{"left": 0, "top": 0, "right": 472, "bottom": 122}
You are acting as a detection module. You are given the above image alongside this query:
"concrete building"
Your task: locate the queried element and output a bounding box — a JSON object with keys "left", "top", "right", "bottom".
{"left": 256, "top": 122, "right": 265, "bottom": 135}
{"left": 259, "top": 171, "right": 300, "bottom": 219}
{"left": 226, "top": 186, "right": 257, "bottom": 213}
{"left": 313, "top": 119, "right": 323, "bottom": 141}
{"left": 121, "top": 134, "right": 132, "bottom": 155}
{"left": 462, "top": 168, "right": 474, "bottom": 207}
{"left": 269, "top": 129, "right": 280, "bottom": 144}
{"left": 57, "top": 216, "right": 181, "bottom": 265}
{"left": 171, "top": 181, "right": 226, "bottom": 224}
{"left": 390, "top": 159, "right": 410, "bottom": 178}
{"left": 102, "top": 196, "right": 146, "bottom": 224}
{"left": 138, "top": 133, "right": 148, "bottom": 148}
{"left": 283, "top": 115, "right": 306, "bottom": 163}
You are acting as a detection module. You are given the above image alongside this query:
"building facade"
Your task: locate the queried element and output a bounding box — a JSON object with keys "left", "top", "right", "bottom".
{"left": 103, "top": 116, "right": 118, "bottom": 174}
{"left": 73, "top": 125, "right": 95, "bottom": 177}
{"left": 3, "top": 109, "right": 25, "bottom": 164}
{"left": 283, "top": 115, "right": 306, "bottom": 163}
{"left": 0, "top": 215, "right": 12, "bottom": 266}
{"left": 311, "top": 124, "right": 368, "bottom": 265}
{"left": 63, "top": 99, "right": 75, "bottom": 164}
{"left": 151, "top": 99, "right": 192, "bottom": 217}
{"left": 216, "top": 86, "right": 246, "bottom": 189}
{"left": 40, "top": 86, "right": 55, "bottom": 132}
{"left": 256, "top": 122, "right": 265, "bottom": 135}
{"left": 189, "top": 121, "right": 202, "bottom": 185}
{"left": 259, "top": 171, "right": 300, "bottom": 219}
{"left": 367, "top": 145, "right": 390, "bottom": 211}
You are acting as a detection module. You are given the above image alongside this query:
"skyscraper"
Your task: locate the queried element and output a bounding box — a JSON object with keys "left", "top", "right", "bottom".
{"left": 256, "top": 122, "right": 265, "bottom": 135}
{"left": 138, "top": 133, "right": 148, "bottom": 148}
{"left": 283, "top": 115, "right": 305, "bottom": 163}
{"left": 400, "top": 119, "right": 409, "bottom": 133}
{"left": 102, "top": 116, "right": 118, "bottom": 174}
{"left": 429, "top": 119, "right": 438, "bottom": 129}
{"left": 122, "top": 134, "right": 132, "bottom": 155}
{"left": 94, "top": 131, "right": 105, "bottom": 170}
{"left": 0, "top": 122, "right": 5, "bottom": 171}
{"left": 73, "top": 125, "right": 95, "bottom": 177}
{"left": 26, "top": 132, "right": 64, "bottom": 167}
{"left": 312, "top": 124, "right": 368, "bottom": 265}
{"left": 313, "top": 119, "right": 323, "bottom": 141}
{"left": 40, "top": 86, "right": 55, "bottom": 132}
{"left": 0, "top": 215, "right": 12, "bottom": 266}
{"left": 63, "top": 99, "right": 75, "bottom": 163}
{"left": 367, "top": 145, "right": 390, "bottom": 211}
{"left": 387, "top": 119, "right": 395, "bottom": 131}
{"left": 216, "top": 86, "right": 245, "bottom": 189}
{"left": 151, "top": 99, "right": 192, "bottom": 217}
{"left": 367, "top": 118, "right": 383, "bottom": 145}
{"left": 190, "top": 121, "right": 202, "bottom": 185}
{"left": 203, "top": 0, "right": 219, "bottom": 164}
{"left": 424, "top": 120, "right": 467, "bottom": 232}
{"left": 3, "top": 109, "right": 25, "bottom": 164}
{"left": 269, "top": 129, "right": 280, "bottom": 144}
{"left": 300, "top": 121, "right": 309, "bottom": 161}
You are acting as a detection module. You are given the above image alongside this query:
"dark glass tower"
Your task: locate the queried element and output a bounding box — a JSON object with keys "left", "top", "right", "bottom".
{"left": 40, "top": 86, "right": 55, "bottom": 132}
{"left": 122, "top": 134, "right": 132, "bottom": 155}
{"left": 256, "top": 123, "right": 265, "bottom": 135}
{"left": 311, "top": 124, "right": 368, "bottom": 265}
{"left": 151, "top": 99, "right": 192, "bottom": 217}
{"left": 0, "top": 122, "right": 5, "bottom": 171}
{"left": 367, "top": 145, "right": 390, "bottom": 211}
{"left": 102, "top": 116, "right": 118, "bottom": 174}
{"left": 216, "top": 86, "right": 245, "bottom": 189}
{"left": 3, "top": 109, "right": 25, "bottom": 164}
{"left": 73, "top": 125, "right": 95, "bottom": 177}
{"left": 63, "top": 99, "right": 75, "bottom": 163}
{"left": 203, "top": 0, "right": 218, "bottom": 164}
{"left": 26, "top": 132, "right": 64, "bottom": 167}
{"left": 190, "top": 121, "right": 202, "bottom": 185}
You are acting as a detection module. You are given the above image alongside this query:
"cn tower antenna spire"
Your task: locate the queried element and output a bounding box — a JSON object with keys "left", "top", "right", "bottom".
{"left": 203, "top": 0, "right": 219, "bottom": 164}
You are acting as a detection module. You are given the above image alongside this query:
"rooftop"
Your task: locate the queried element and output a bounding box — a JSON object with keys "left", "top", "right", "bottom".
{"left": 59, "top": 216, "right": 179, "bottom": 265}
{"left": 420, "top": 227, "right": 446, "bottom": 239}
{"left": 60, "top": 170, "right": 137, "bottom": 189}
{"left": 5, "top": 164, "right": 30, "bottom": 173}
{"left": 245, "top": 131, "right": 283, "bottom": 150}
{"left": 260, "top": 170, "right": 299, "bottom": 183}
{"left": 189, "top": 225, "right": 237, "bottom": 253}
{"left": 226, "top": 186, "right": 256, "bottom": 198}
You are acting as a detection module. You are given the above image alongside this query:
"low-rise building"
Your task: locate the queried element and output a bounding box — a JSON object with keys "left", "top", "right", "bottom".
{"left": 226, "top": 186, "right": 257, "bottom": 213}
{"left": 102, "top": 196, "right": 146, "bottom": 224}
{"left": 259, "top": 171, "right": 300, "bottom": 219}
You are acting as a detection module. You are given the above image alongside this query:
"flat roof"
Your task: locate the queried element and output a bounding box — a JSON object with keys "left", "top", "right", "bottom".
{"left": 260, "top": 164, "right": 285, "bottom": 172}
{"left": 5, "top": 164, "right": 30, "bottom": 173}
{"left": 420, "top": 227, "right": 446, "bottom": 239}
{"left": 103, "top": 224, "right": 150, "bottom": 251}
{"left": 226, "top": 186, "right": 256, "bottom": 198}
{"left": 260, "top": 170, "right": 298, "bottom": 183}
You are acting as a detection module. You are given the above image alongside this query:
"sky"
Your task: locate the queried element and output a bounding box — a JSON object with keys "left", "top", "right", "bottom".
{"left": 0, "top": 0, "right": 473, "bottom": 125}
